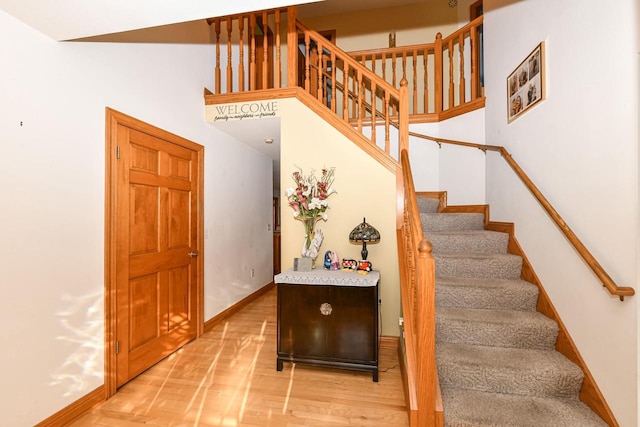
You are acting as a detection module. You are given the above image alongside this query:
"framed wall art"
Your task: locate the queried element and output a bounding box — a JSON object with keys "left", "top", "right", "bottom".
{"left": 507, "top": 42, "right": 545, "bottom": 122}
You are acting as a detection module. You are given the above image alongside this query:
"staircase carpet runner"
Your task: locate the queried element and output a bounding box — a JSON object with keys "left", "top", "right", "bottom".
{"left": 419, "top": 196, "right": 607, "bottom": 426}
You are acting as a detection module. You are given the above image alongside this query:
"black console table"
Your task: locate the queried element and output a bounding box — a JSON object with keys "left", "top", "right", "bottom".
{"left": 275, "top": 269, "right": 379, "bottom": 381}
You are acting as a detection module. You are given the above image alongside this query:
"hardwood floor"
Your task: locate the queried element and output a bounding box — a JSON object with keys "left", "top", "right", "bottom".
{"left": 71, "top": 288, "right": 409, "bottom": 426}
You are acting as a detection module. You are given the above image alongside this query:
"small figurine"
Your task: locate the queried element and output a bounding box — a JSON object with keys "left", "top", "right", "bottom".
{"left": 357, "top": 260, "right": 372, "bottom": 272}
{"left": 323, "top": 250, "right": 333, "bottom": 270}
{"left": 341, "top": 258, "right": 357, "bottom": 271}
{"left": 330, "top": 251, "right": 340, "bottom": 270}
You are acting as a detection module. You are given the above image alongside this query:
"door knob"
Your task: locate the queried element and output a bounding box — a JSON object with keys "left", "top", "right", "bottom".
{"left": 188, "top": 250, "right": 200, "bottom": 258}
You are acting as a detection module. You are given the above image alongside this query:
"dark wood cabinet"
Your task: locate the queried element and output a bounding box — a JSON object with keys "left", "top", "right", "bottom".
{"left": 275, "top": 270, "right": 379, "bottom": 381}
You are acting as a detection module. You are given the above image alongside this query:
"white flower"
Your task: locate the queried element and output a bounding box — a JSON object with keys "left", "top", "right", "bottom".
{"left": 308, "top": 197, "right": 321, "bottom": 210}
{"left": 293, "top": 211, "right": 300, "bottom": 217}
{"left": 285, "top": 188, "right": 295, "bottom": 197}
{"left": 320, "top": 200, "right": 329, "bottom": 208}
{"left": 322, "top": 213, "right": 328, "bottom": 221}
{"left": 327, "top": 188, "right": 335, "bottom": 195}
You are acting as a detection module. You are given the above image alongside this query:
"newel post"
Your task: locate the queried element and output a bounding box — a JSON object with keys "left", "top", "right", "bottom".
{"left": 287, "top": 6, "right": 298, "bottom": 87}
{"left": 416, "top": 238, "right": 436, "bottom": 426}
{"left": 434, "top": 32, "right": 443, "bottom": 114}
{"left": 399, "top": 79, "right": 410, "bottom": 155}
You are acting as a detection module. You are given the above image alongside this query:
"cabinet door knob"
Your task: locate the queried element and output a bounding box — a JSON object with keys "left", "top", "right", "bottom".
{"left": 319, "top": 302, "right": 332, "bottom": 316}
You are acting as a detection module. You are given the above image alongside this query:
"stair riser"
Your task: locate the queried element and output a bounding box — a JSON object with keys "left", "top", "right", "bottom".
{"left": 435, "top": 256, "right": 523, "bottom": 280}
{"left": 427, "top": 233, "right": 509, "bottom": 254}
{"left": 436, "top": 284, "right": 539, "bottom": 311}
{"left": 437, "top": 361, "right": 583, "bottom": 398}
{"left": 436, "top": 317, "right": 558, "bottom": 350}
{"left": 421, "top": 212, "right": 485, "bottom": 232}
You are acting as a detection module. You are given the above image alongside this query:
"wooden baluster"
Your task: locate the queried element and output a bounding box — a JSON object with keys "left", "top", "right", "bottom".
{"left": 287, "top": 7, "right": 298, "bottom": 88}
{"left": 402, "top": 51, "right": 407, "bottom": 82}
{"left": 311, "top": 45, "right": 319, "bottom": 100}
{"left": 275, "top": 10, "right": 281, "bottom": 88}
{"left": 304, "top": 33, "right": 311, "bottom": 92}
{"left": 381, "top": 52, "right": 387, "bottom": 82}
{"left": 214, "top": 19, "right": 221, "bottom": 94}
{"left": 412, "top": 48, "right": 418, "bottom": 114}
{"left": 351, "top": 67, "right": 357, "bottom": 119}
{"left": 331, "top": 51, "right": 337, "bottom": 113}
{"left": 384, "top": 92, "right": 390, "bottom": 154}
{"left": 434, "top": 33, "right": 443, "bottom": 114}
{"left": 227, "top": 17, "right": 233, "bottom": 93}
{"left": 317, "top": 40, "right": 324, "bottom": 103}
{"left": 357, "top": 70, "right": 363, "bottom": 132}
{"left": 262, "top": 11, "right": 268, "bottom": 89}
{"left": 392, "top": 52, "right": 397, "bottom": 87}
{"left": 238, "top": 16, "right": 245, "bottom": 92}
{"left": 392, "top": 52, "right": 397, "bottom": 115}
{"left": 343, "top": 62, "right": 349, "bottom": 121}
{"left": 250, "top": 14, "right": 256, "bottom": 90}
{"left": 371, "top": 54, "right": 376, "bottom": 76}
{"left": 423, "top": 48, "right": 429, "bottom": 114}
{"left": 448, "top": 39, "right": 454, "bottom": 109}
{"left": 370, "top": 80, "right": 377, "bottom": 146}
{"left": 459, "top": 33, "right": 466, "bottom": 105}
{"left": 471, "top": 24, "right": 479, "bottom": 100}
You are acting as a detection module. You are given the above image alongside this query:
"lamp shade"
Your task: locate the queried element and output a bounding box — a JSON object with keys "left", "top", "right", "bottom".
{"left": 349, "top": 217, "right": 380, "bottom": 260}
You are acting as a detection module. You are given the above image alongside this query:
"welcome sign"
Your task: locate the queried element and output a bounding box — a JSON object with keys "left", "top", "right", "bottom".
{"left": 211, "top": 101, "right": 279, "bottom": 122}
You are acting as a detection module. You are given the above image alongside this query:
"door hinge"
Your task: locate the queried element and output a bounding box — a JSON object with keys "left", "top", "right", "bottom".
{"left": 116, "top": 145, "right": 120, "bottom": 159}
{"left": 115, "top": 340, "right": 120, "bottom": 355}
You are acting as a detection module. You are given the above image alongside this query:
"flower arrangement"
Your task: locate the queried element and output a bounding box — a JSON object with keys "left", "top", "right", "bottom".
{"left": 285, "top": 167, "right": 337, "bottom": 258}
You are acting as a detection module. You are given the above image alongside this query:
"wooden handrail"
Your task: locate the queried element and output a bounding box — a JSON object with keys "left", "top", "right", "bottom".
{"left": 294, "top": 20, "right": 407, "bottom": 159}
{"left": 396, "top": 149, "right": 439, "bottom": 425}
{"left": 409, "top": 132, "right": 635, "bottom": 301}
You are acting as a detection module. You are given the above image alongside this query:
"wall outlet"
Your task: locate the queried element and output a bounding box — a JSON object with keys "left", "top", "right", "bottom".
{"left": 250, "top": 268, "right": 255, "bottom": 278}
{"left": 267, "top": 224, "right": 271, "bottom": 231}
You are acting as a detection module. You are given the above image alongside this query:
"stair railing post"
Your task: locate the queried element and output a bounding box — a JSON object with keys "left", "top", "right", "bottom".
{"left": 399, "top": 78, "right": 410, "bottom": 156}
{"left": 287, "top": 7, "right": 298, "bottom": 88}
{"left": 434, "top": 33, "right": 443, "bottom": 114}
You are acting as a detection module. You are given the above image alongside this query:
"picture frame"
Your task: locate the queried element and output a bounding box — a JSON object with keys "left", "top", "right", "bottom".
{"left": 507, "top": 42, "right": 545, "bottom": 122}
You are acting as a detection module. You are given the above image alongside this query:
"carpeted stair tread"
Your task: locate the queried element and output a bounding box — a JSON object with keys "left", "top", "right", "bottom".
{"left": 437, "top": 307, "right": 559, "bottom": 350}
{"left": 421, "top": 212, "right": 485, "bottom": 231}
{"left": 436, "top": 277, "right": 539, "bottom": 311}
{"left": 417, "top": 196, "right": 440, "bottom": 213}
{"left": 441, "top": 388, "right": 608, "bottom": 427}
{"left": 434, "top": 253, "right": 523, "bottom": 280}
{"left": 437, "top": 343, "right": 584, "bottom": 398}
{"left": 427, "top": 229, "right": 509, "bottom": 254}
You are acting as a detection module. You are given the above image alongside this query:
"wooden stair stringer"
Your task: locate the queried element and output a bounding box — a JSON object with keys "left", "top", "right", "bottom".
{"left": 203, "top": 87, "right": 400, "bottom": 175}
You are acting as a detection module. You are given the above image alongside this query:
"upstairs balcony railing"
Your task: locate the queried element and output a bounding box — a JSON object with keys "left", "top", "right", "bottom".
{"left": 348, "top": 16, "right": 485, "bottom": 122}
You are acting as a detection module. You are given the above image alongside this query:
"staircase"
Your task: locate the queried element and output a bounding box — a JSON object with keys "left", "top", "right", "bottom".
{"left": 417, "top": 195, "right": 607, "bottom": 426}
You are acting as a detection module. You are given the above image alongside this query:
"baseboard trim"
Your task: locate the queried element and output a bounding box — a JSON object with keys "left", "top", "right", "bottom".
{"left": 204, "top": 281, "right": 275, "bottom": 332}
{"left": 35, "top": 385, "right": 104, "bottom": 427}
{"left": 379, "top": 335, "right": 398, "bottom": 349}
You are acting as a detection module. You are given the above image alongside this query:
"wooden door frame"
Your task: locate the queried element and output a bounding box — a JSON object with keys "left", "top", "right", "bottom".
{"left": 104, "top": 108, "right": 205, "bottom": 398}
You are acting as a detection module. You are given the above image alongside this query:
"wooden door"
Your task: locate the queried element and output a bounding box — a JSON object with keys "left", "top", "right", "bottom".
{"left": 107, "top": 110, "right": 203, "bottom": 390}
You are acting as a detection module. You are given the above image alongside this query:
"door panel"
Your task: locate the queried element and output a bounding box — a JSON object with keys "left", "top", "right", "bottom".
{"left": 115, "top": 123, "right": 199, "bottom": 388}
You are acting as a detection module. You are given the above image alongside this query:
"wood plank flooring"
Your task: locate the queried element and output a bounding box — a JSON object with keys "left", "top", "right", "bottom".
{"left": 71, "top": 288, "right": 409, "bottom": 426}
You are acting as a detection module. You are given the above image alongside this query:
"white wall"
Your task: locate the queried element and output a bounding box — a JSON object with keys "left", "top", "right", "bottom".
{"left": 276, "top": 98, "right": 401, "bottom": 337}
{"left": 409, "top": 109, "right": 486, "bottom": 206}
{"left": 0, "top": 10, "right": 272, "bottom": 425}
{"left": 484, "top": 1, "right": 638, "bottom": 425}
